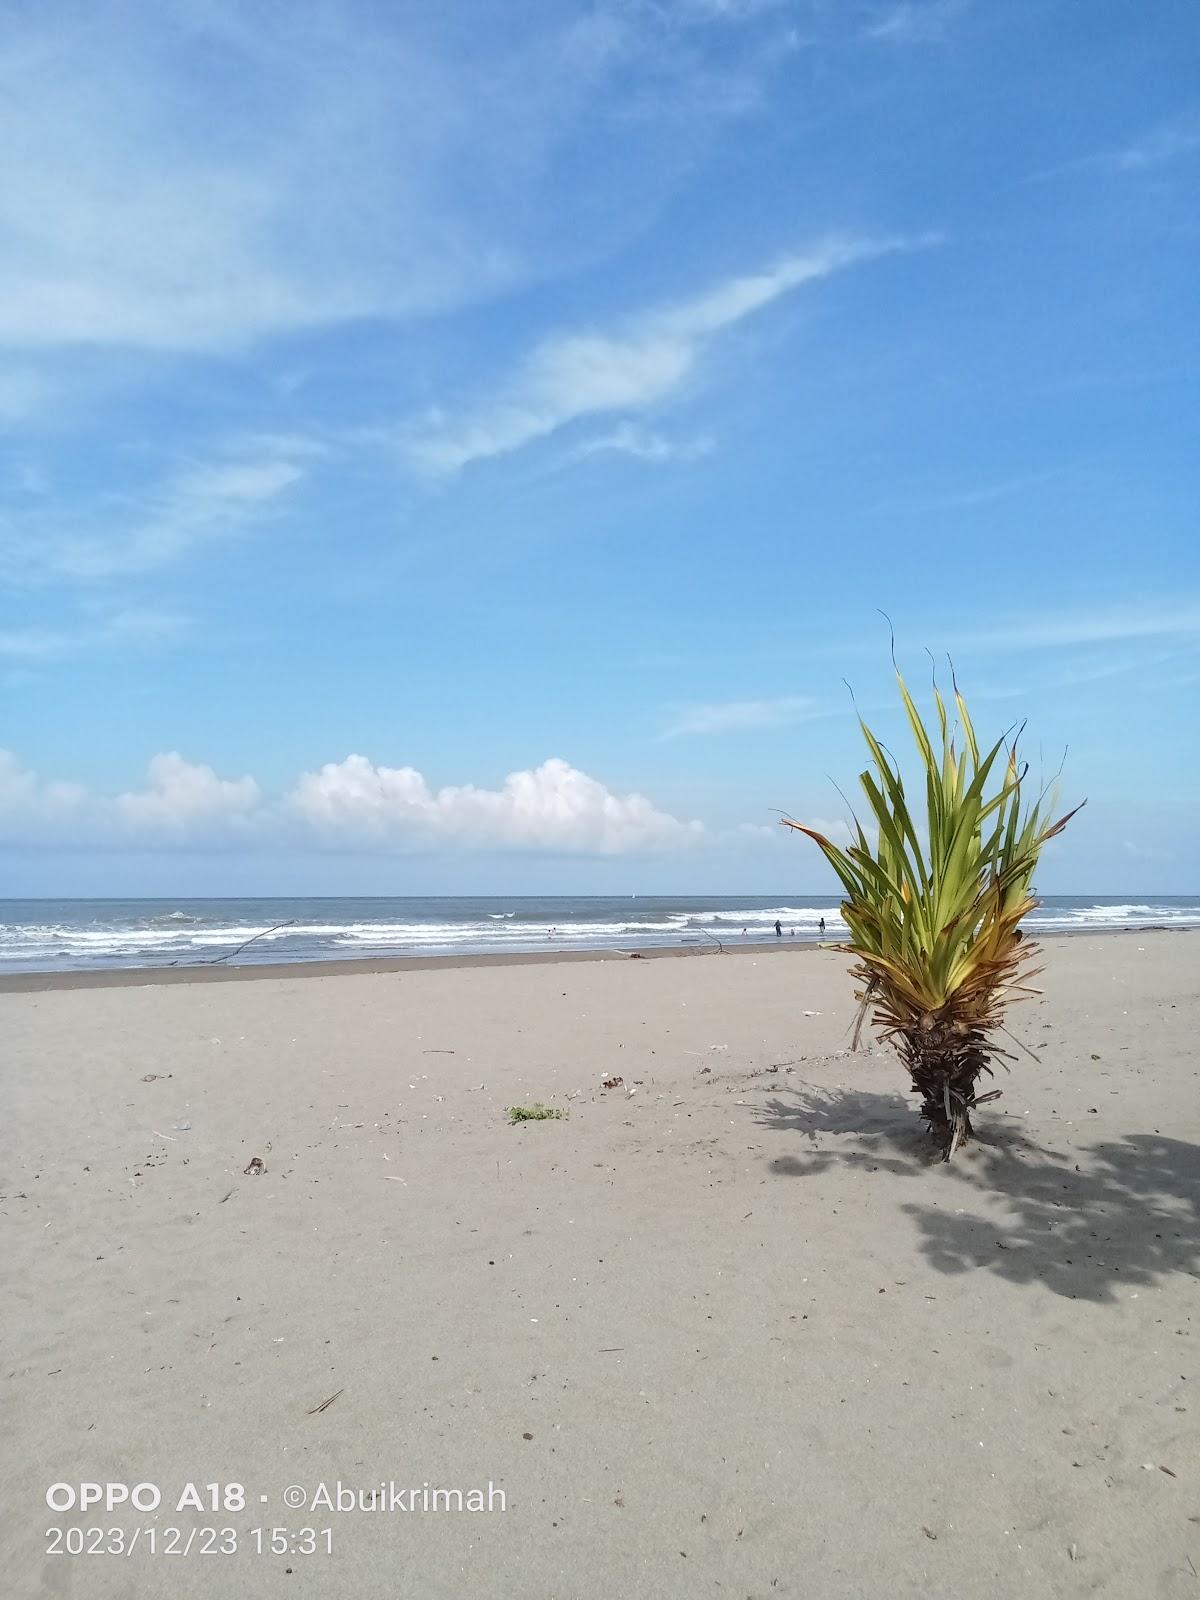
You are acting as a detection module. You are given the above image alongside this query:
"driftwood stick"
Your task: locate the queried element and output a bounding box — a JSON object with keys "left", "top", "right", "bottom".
{"left": 169, "top": 919, "right": 296, "bottom": 967}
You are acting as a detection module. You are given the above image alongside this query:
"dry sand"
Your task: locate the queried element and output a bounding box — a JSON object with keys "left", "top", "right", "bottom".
{"left": 2, "top": 933, "right": 1197, "bottom": 1598}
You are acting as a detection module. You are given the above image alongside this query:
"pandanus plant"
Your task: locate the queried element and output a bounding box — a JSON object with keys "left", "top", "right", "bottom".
{"left": 782, "top": 668, "right": 1082, "bottom": 1158}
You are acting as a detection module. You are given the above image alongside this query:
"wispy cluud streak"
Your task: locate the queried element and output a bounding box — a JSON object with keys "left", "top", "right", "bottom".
{"left": 962, "top": 603, "right": 1200, "bottom": 650}
{"left": 54, "top": 455, "right": 306, "bottom": 581}
{"left": 661, "top": 695, "right": 829, "bottom": 738}
{"left": 572, "top": 422, "right": 713, "bottom": 464}
{"left": 2, "top": 441, "right": 313, "bottom": 587}
{"left": 862, "top": 1, "right": 968, "bottom": 45}
{"left": 403, "top": 236, "right": 924, "bottom": 473}
{"left": 1115, "top": 109, "right": 1200, "bottom": 171}
{"left": 0, "top": 2, "right": 786, "bottom": 352}
{"left": 0, "top": 751, "right": 702, "bottom": 855}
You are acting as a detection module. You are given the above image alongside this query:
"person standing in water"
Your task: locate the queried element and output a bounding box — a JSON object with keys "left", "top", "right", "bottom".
{"left": 774, "top": 919, "right": 782, "bottom": 938}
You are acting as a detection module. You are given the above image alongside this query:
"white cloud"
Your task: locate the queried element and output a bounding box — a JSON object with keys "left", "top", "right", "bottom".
{"left": 964, "top": 602, "right": 1200, "bottom": 651}
{"left": 573, "top": 421, "right": 713, "bottom": 464}
{"left": 0, "top": 627, "right": 74, "bottom": 661}
{"left": 873, "top": 468, "right": 1065, "bottom": 514}
{"left": 1, "top": 749, "right": 702, "bottom": 854}
{"left": 5, "top": 442, "right": 308, "bottom": 584}
{"left": 0, "top": 3, "right": 785, "bottom": 354}
{"left": 116, "top": 754, "right": 260, "bottom": 834}
{"left": 862, "top": 1, "right": 968, "bottom": 44}
{"left": 1032, "top": 109, "right": 1200, "bottom": 184}
{"left": 0, "top": 750, "right": 88, "bottom": 823}
{"left": 0, "top": 607, "right": 186, "bottom": 661}
{"left": 100, "top": 606, "right": 189, "bottom": 642}
{"left": 661, "top": 695, "right": 829, "bottom": 738}
{"left": 64, "top": 456, "right": 304, "bottom": 580}
{"left": 681, "top": 0, "right": 789, "bottom": 19}
{"left": 1115, "top": 109, "right": 1200, "bottom": 171}
{"left": 290, "top": 755, "right": 702, "bottom": 853}
{"left": 403, "top": 236, "right": 918, "bottom": 473}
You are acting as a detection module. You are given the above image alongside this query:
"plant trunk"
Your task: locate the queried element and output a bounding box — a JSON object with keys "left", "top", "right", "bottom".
{"left": 899, "top": 1020, "right": 993, "bottom": 1159}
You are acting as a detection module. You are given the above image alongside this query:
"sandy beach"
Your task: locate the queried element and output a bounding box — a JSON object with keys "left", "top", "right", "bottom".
{"left": 2, "top": 932, "right": 1197, "bottom": 1598}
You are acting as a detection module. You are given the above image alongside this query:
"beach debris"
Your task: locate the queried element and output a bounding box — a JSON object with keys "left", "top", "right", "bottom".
{"left": 243, "top": 1156, "right": 266, "bottom": 1176}
{"left": 802, "top": 1011, "right": 822, "bottom": 1017}
{"left": 170, "top": 918, "right": 296, "bottom": 968}
{"left": 306, "top": 1388, "right": 344, "bottom": 1416}
{"left": 141, "top": 1073, "right": 171, "bottom": 1082}
{"left": 507, "top": 1104, "right": 565, "bottom": 1122}
{"left": 601, "top": 1076, "right": 624, "bottom": 1090}
{"left": 522, "top": 1432, "right": 534, "bottom": 1440}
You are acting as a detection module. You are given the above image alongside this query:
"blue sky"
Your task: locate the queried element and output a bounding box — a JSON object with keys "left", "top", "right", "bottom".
{"left": 1, "top": 0, "right": 1197, "bottom": 896}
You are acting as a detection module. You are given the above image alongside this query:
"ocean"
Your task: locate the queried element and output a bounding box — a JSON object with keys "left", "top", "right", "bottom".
{"left": 0, "top": 895, "right": 1195, "bottom": 974}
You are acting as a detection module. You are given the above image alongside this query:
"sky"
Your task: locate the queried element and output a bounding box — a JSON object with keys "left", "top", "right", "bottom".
{"left": 1, "top": 0, "right": 1197, "bottom": 897}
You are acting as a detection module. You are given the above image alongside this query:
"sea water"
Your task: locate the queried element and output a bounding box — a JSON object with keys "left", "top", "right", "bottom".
{"left": 0, "top": 895, "right": 1196, "bottom": 973}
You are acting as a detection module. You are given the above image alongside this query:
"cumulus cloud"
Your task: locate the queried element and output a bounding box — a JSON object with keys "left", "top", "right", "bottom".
{"left": 1, "top": 749, "right": 701, "bottom": 855}
{"left": 403, "top": 237, "right": 917, "bottom": 473}
{"left": 116, "top": 753, "right": 260, "bottom": 834}
{"left": 0, "top": 750, "right": 88, "bottom": 822}
{"left": 290, "top": 755, "right": 702, "bottom": 853}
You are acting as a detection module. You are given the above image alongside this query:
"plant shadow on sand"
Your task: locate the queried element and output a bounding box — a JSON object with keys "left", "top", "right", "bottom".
{"left": 758, "top": 1084, "right": 1200, "bottom": 1303}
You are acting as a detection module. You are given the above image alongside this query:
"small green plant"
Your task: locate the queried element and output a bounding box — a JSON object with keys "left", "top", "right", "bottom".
{"left": 782, "top": 662, "right": 1082, "bottom": 1158}
{"left": 507, "top": 1103, "right": 565, "bottom": 1123}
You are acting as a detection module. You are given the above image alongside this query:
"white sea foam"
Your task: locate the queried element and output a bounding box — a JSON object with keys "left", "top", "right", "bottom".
{"left": 0, "top": 897, "right": 1194, "bottom": 973}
